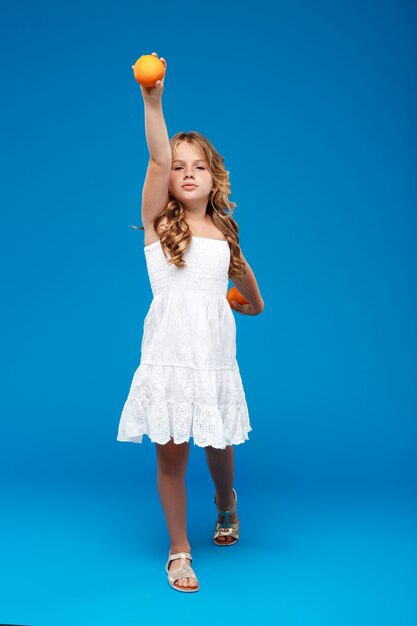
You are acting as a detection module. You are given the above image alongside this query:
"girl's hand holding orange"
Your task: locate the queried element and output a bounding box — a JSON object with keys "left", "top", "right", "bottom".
{"left": 227, "top": 286, "right": 258, "bottom": 316}
{"left": 132, "top": 52, "right": 167, "bottom": 102}
{"left": 231, "top": 301, "right": 259, "bottom": 316}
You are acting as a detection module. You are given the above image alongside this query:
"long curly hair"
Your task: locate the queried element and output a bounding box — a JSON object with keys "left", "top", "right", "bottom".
{"left": 130, "top": 131, "right": 246, "bottom": 280}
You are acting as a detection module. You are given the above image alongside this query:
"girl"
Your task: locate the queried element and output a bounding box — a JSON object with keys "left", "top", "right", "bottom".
{"left": 117, "top": 52, "right": 264, "bottom": 593}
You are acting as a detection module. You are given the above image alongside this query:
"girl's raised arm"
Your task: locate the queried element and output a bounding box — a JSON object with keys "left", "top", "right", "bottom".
{"left": 134, "top": 53, "right": 171, "bottom": 228}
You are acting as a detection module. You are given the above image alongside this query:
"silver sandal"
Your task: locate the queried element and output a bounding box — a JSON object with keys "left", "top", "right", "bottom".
{"left": 165, "top": 551, "right": 200, "bottom": 593}
{"left": 214, "top": 487, "right": 240, "bottom": 546}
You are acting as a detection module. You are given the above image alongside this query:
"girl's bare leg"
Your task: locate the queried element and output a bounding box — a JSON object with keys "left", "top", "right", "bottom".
{"left": 204, "top": 444, "right": 238, "bottom": 542}
{"left": 156, "top": 437, "right": 197, "bottom": 588}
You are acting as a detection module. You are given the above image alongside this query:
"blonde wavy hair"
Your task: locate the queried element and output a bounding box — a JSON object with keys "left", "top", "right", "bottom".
{"left": 130, "top": 131, "right": 246, "bottom": 280}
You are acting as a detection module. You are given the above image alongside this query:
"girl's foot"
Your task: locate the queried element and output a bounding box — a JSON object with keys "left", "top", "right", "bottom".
{"left": 215, "top": 490, "right": 239, "bottom": 543}
{"left": 167, "top": 547, "right": 199, "bottom": 589}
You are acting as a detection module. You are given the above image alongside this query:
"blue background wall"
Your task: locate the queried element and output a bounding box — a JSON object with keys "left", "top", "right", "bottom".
{"left": 1, "top": 0, "right": 416, "bottom": 624}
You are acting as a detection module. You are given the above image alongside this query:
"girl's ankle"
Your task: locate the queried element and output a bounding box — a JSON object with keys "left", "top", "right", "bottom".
{"left": 170, "top": 544, "right": 191, "bottom": 554}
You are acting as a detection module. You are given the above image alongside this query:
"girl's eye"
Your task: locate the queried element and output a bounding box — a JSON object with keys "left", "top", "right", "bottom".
{"left": 173, "top": 166, "right": 205, "bottom": 170}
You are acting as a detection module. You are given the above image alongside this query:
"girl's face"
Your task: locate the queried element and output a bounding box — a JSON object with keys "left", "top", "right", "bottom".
{"left": 169, "top": 142, "right": 213, "bottom": 203}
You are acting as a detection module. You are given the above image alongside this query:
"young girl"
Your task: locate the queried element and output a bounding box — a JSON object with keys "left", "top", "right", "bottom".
{"left": 117, "top": 52, "right": 264, "bottom": 593}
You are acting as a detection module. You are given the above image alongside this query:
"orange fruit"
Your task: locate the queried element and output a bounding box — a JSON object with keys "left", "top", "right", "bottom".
{"left": 133, "top": 54, "right": 165, "bottom": 87}
{"left": 226, "top": 286, "right": 250, "bottom": 307}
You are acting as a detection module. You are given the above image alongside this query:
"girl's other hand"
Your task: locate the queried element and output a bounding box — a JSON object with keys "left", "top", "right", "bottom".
{"left": 231, "top": 300, "right": 261, "bottom": 316}
{"left": 132, "top": 52, "right": 167, "bottom": 103}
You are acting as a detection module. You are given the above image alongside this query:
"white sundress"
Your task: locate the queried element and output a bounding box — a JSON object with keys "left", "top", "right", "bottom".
{"left": 116, "top": 235, "right": 252, "bottom": 449}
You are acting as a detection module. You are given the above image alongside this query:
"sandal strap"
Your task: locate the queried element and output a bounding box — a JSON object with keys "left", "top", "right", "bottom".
{"left": 167, "top": 551, "right": 192, "bottom": 563}
{"left": 166, "top": 551, "right": 193, "bottom": 573}
{"left": 216, "top": 519, "right": 240, "bottom": 529}
{"left": 214, "top": 488, "right": 238, "bottom": 519}
{"left": 165, "top": 552, "right": 198, "bottom": 583}
{"left": 215, "top": 520, "right": 240, "bottom": 533}
{"left": 214, "top": 521, "right": 240, "bottom": 540}
{"left": 167, "top": 564, "right": 198, "bottom": 584}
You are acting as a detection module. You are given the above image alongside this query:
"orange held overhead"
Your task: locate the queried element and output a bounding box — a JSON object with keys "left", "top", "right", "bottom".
{"left": 132, "top": 54, "right": 165, "bottom": 87}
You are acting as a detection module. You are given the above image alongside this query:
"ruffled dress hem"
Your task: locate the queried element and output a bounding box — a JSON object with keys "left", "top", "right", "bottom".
{"left": 116, "top": 429, "right": 252, "bottom": 449}
{"left": 117, "top": 394, "right": 252, "bottom": 449}
{"left": 117, "top": 360, "right": 252, "bottom": 449}
{"left": 117, "top": 407, "right": 252, "bottom": 448}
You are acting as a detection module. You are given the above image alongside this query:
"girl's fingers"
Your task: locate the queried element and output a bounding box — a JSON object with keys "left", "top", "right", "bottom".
{"left": 231, "top": 300, "right": 254, "bottom": 315}
{"left": 151, "top": 52, "right": 167, "bottom": 66}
